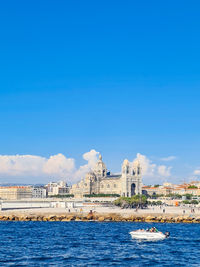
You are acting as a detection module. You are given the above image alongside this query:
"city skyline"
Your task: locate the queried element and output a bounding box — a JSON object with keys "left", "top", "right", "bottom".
{"left": 0, "top": 149, "right": 198, "bottom": 185}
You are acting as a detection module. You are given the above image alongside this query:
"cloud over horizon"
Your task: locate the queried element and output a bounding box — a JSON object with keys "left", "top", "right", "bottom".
{"left": 134, "top": 153, "right": 172, "bottom": 184}
{"left": 194, "top": 168, "right": 200, "bottom": 176}
{"left": 160, "top": 156, "right": 177, "bottom": 162}
{"left": 0, "top": 150, "right": 173, "bottom": 185}
{"left": 0, "top": 150, "right": 99, "bottom": 184}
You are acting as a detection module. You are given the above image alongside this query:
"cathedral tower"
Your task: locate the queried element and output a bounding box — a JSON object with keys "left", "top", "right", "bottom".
{"left": 121, "top": 158, "right": 142, "bottom": 197}
{"left": 93, "top": 154, "right": 107, "bottom": 178}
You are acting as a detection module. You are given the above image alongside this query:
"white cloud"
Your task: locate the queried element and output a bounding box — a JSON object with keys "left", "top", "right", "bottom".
{"left": 0, "top": 150, "right": 99, "bottom": 184}
{"left": 160, "top": 156, "right": 176, "bottom": 162}
{"left": 0, "top": 150, "right": 173, "bottom": 185}
{"left": 134, "top": 153, "right": 156, "bottom": 177}
{"left": 82, "top": 149, "right": 99, "bottom": 168}
{"left": 43, "top": 154, "right": 75, "bottom": 178}
{"left": 0, "top": 155, "right": 46, "bottom": 176}
{"left": 157, "top": 165, "right": 172, "bottom": 177}
{"left": 74, "top": 149, "right": 99, "bottom": 181}
{"left": 134, "top": 153, "right": 172, "bottom": 184}
{"left": 194, "top": 169, "right": 200, "bottom": 176}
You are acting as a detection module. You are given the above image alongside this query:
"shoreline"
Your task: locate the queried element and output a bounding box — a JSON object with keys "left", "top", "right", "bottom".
{"left": 0, "top": 207, "right": 199, "bottom": 223}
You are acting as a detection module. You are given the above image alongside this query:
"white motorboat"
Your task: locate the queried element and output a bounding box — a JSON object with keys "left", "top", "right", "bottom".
{"left": 130, "top": 229, "right": 170, "bottom": 241}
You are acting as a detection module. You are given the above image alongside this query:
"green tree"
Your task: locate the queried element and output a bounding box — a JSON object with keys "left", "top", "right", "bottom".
{"left": 114, "top": 195, "right": 147, "bottom": 209}
{"left": 182, "top": 200, "right": 190, "bottom": 204}
{"left": 166, "top": 193, "right": 182, "bottom": 199}
{"left": 188, "top": 185, "right": 198, "bottom": 189}
{"left": 184, "top": 194, "right": 193, "bottom": 200}
{"left": 190, "top": 200, "right": 199, "bottom": 205}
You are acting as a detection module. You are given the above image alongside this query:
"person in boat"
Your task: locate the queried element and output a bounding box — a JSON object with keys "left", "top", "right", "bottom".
{"left": 149, "top": 227, "right": 158, "bottom": 232}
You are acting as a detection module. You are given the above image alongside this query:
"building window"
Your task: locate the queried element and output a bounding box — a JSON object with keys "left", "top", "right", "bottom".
{"left": 107, "top": 184, "right": 110, "bottom": 188}
{"left": 114, "top": 184, "right": 117, "bottom": 188}
{"left": 126, "top": 166, "right": 129, "bottom": 174}
{"left": 85, "top": 183, "right": 87, "bottom": 187}
{"left": 101, "top": 185, "right": 104, "bottom": 188}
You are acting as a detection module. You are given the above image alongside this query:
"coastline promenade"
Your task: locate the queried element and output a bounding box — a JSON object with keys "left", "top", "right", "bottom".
{"left": 0, "top": 205, "right": 200, "bottom": 223}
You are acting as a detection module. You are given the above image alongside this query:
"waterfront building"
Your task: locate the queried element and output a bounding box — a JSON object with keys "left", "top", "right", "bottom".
{"left": 142, "top": 182, "right": 200, "bottom": 196}
{"left": 70, "top": 154, "right": 142, "bottom": 198}
{"left": 189, "top": 181, "right": 200, "bottom": 187}
{"left": 0, "top": 186, "right": 32, "bottom": 200}
{"left": 45, "top": 181, "right": 70, "bottom": 196}
{"left": 142, "top": 185, "right": 166, "bottom": 196}
{"left": 32, "top": 187, "right": 47, "bottom": 198}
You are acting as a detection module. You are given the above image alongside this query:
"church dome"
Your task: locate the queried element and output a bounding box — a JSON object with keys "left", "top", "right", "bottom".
{"left": 93, "top": 153, "right": 107, "bottom": 177}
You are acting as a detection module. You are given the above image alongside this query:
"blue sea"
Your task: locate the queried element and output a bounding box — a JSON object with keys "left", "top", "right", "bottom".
{"left": 0, "top": 222, "right": 199, "bottom": 266}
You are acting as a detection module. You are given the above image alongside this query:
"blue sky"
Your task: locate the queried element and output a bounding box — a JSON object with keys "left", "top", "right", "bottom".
{"left": 0, "top": 1, "right": 200, "bottom": 184}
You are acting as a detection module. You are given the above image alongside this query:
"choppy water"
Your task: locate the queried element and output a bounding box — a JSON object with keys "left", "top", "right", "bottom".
{"left": 0, "top": 221, "right": 199, "bottom": 266}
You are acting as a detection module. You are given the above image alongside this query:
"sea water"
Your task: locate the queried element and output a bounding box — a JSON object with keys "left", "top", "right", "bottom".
{"left": 0, "top": 221, "right": 199, "bottom": 266}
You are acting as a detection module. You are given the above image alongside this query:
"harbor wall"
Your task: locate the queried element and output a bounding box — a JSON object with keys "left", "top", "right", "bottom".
{"left": 0, "top": 213, "right": 199, "bottom": 223}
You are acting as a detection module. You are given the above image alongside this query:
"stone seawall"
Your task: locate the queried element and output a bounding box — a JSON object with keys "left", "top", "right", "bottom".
{"left": 0, "top": 213, "right": 200, "bottom": 223}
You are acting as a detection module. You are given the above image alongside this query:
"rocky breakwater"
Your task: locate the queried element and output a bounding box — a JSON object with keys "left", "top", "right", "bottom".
{"left": 0, "top": 213, "right": 200, "bottom": 223}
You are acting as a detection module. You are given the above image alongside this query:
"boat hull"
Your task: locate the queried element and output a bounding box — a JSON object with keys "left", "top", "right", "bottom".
{"left": 130, "top": 231, "right": 166, "bottom": 241}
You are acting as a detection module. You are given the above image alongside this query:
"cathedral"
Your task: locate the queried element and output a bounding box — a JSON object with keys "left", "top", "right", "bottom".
{"left": 70, "top": 154, "right": 142, "bottom": 198}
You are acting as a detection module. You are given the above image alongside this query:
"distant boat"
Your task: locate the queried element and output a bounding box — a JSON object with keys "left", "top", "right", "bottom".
{"left": 130, "top": 228, "right": 170, "bottom": 241}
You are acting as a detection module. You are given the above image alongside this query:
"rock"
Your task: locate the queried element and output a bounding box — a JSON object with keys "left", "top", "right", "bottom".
{"left": 46, "top": 216, "right": 56, "bottom": 221}
{"left": 182, "top": 220, "right": 193, "bottom": 223}
{"left": 135, "top": 216, "right": 143, "bottom": 222}
{"left": 145, "top": 216, "right": 155, "bottom": 222}
{"left": 87, "top": 214, "right": 94, "bottom": 220}
{"left": 0, "top": 211, "right": 199, "bottom": 223}
{"left": 59, "top": 216, "right": 67, "bottom": 221}
{"left": 0, "top": 216, "right": 6, "bottom": 221}
{"left": 98, "top": 216, "right": 105, "bottom": 222}
{"left": 37, "top": 216, "right": 44, "bottom": 221}
{"left": 130, "top": 216, "right": 136, "bottom": 221}
{"left": 61, "top": 218, "right": 71, "bottom": 222}
{"left": 66, "top": 215, "right": 75, "bottom": 221}
{"left": 31, "top": 218, "right": 38, "bottom": 221}
{"left": 18, "top": 216, "right": 25, "bottom": 221}
{"left": 125, "top": 216, "right": 132, "bottom": 222}
{"left": 165, "top": 217, "right": 173, "bottom": 222}
{"left": 104, "top": 216, "right": 112, "bottom": 221}
{"left": 108, "top": 214, "right": 122, "bottom": 221}
{"left": 30, "top": 216, "right": 37, "bottom": 221}
{"left": 55, "top": 217, "right": 62, "bottom": 221}
{"left": 9, "top": 215, "right": 16, "bottom": 221}
{"left": 194, "top": 217, "right": 200, "bottom": 222}
{"left": 157, "top": 216, "right": 163, "bottom": 221}
{"left": 75, "top": 218, "right": 82, "bottom": 221}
